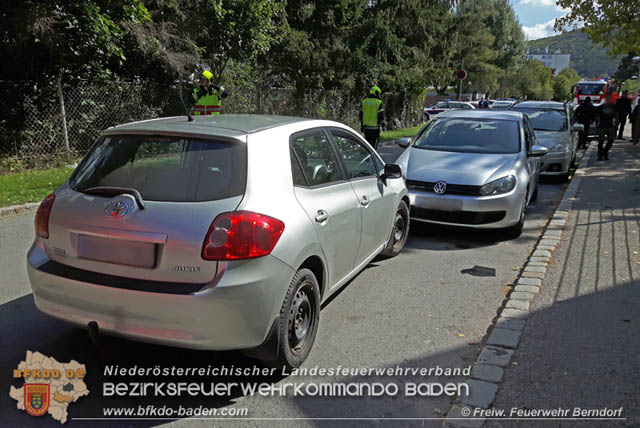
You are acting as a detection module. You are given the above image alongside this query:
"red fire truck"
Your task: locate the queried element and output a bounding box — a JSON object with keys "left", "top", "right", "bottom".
{"left": 572, "top": 78, "right": 622, "bottom": 106}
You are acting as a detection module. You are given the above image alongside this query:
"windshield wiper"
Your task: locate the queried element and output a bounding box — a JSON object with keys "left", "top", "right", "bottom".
{"left": 83, "top": 186, "right": 146, "bottom": 210}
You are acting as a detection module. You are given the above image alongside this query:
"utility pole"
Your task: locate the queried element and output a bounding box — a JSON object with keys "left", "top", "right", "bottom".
{"left": 458, "top": 57, "right": 464, "bottom": 102}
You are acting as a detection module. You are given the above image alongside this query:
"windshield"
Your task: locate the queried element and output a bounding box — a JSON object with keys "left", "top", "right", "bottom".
{"left": 413, "top": 118, "right": 520, "bottom": 154}
{"left": 69, "top": 134, "right": 247, "bottom": 202}
{"left": 576, "top": 84, "right": 605, "bottom": 95}
{"left": 511, "top": 107, "right": 567, "bottom": 132}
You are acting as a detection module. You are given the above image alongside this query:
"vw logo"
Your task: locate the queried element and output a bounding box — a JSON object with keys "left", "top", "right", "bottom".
{"left": 433, "top": 181, "right": 447, "bottom": 195}
{"left": 105, "top": 200, "right": 129, "bottom": 218}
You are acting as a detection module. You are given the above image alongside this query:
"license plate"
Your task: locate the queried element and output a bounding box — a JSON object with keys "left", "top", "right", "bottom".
{"left": 413, "top": 195, "right": 464, "bottom": 211}
{"left": 77, "top": 235, "right": 156, "bottom": 268}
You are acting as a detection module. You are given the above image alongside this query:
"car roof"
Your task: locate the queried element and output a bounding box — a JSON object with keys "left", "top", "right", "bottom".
{"left": 435, "top": 109, "right": 525, "bottom": 121}
{"left": 511, "top": 101, "right": 565, "bottom": 110}
{"left": 102, "top": 114, "right": 311, "bottom": 139}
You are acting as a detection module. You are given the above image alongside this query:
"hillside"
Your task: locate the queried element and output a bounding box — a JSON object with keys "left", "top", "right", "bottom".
{"left": 527, "top": 30, "right": 620, "bottom": 78}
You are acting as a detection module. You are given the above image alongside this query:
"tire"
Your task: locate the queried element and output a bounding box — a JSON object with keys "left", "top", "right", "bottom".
{"left": 423, "top": 113, "right": 430, "bottom": 122}
{"left": 503, "top": 196, "right": 526, "bottom": 239}
{"left": 261, "top": 268, "right": 320, "bottom": 369}
{"left": 381, "top": 200, "right": 410, "bottom": 257}
{"left": 530, "top": 182, "right": 539, "bottom": 203}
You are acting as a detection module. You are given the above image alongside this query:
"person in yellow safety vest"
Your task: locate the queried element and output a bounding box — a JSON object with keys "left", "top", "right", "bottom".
{"left": 192, "top": 70, "right": 229, "bottom": 115}
{"left": 359, "top": 85, "right": 385, "bottom": 149}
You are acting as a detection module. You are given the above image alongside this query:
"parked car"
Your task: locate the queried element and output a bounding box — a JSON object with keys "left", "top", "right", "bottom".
{"left": 423, "top": 101, "right": 475, "bottom": 121}
{"left": 27, "top": 115, "right": 410, "bottom": 368}
{"left": 490, "top": 100, "right": 516, "bottom": 110}
{"left": 396, "top": 110, "right": 547, "bottom": 237}
{"left": 510, "top": 101, "right": 581, "bottom": 181}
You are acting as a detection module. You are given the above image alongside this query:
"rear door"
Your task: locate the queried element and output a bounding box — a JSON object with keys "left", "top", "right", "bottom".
{"left": 328, "top": 129, "right": 395, "bottom": 265}
{"left": 45, "top": 134, "right": 247, "bottom": 285}
{"left": 290, "top": 128, "right": 362, "bottom": 286}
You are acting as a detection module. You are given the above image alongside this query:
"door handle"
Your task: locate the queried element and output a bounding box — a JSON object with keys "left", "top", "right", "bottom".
{"left": 360, "top": 195, "right": 370, "bottom": 207}
{"left": 315, "top": 210, "right": 329, "bottom": 223}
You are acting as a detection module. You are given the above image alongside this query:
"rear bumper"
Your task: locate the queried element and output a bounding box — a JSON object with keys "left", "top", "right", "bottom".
{"left": 27, "top": 240, "right": 294, "bottom": 351}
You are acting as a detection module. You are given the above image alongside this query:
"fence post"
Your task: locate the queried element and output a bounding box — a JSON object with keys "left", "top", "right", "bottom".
{"left": 57, "top": 75, "right": 70, "bottom": 153}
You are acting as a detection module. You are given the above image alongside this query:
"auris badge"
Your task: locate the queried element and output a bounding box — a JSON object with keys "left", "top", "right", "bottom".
{"left": 24, "top": 384, "right": 50, "bottom": 417}
{"left": 433, "top": 181, "right": 447, "bottom": 195}
{"left": 105, "top": 200, "right": 128, "bottom": 218}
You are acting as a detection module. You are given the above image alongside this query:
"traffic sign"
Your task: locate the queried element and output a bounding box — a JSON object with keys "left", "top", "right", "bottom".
{"left": 456, "top": 69, "right": 467, "bottom": 80}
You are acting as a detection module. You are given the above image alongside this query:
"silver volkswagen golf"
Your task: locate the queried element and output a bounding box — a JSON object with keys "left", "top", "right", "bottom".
{"left": 396, "top": 110, "right": 547, "bottom": 237}
{"left": 27, "top": 115, "right": 409, "bottom": 368}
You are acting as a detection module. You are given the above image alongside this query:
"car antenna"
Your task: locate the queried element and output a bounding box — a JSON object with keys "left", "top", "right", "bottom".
{"left": 178, "top": 78, "right": 194, "bottom": 122}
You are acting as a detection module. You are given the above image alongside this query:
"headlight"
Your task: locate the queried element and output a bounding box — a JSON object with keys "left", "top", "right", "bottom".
{"left": 550, "top": 143, "right": 567, "bottom": 152}
{"left": 480, "top": 175, "right": 516, "bottom": 196}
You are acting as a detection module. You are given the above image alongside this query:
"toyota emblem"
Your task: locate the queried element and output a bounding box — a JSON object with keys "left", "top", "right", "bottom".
{"left": 433, "top": 181, "right": 447, "bottom": 195}
{"left": 105, "top": 200, "right": 129, "bottom": 218}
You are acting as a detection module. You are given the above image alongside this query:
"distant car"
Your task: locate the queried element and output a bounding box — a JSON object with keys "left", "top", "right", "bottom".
{"left": 510, "top": 101, "right": 581, "bottom": 181}
{"left": 27, "top": 115, "right": 410, "bottom": 369}
{"left": 396, "top": 110, "right": 547, "bottom": 237}
{"left": 423, "top": 101, "right": 475, "bottom": 121}
{"left": 490, "top": 100, "right": 516, "bottom": 110}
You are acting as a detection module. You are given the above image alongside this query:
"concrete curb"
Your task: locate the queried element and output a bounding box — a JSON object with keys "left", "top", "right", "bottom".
{"left": 444, "top": 145, "right": 594, "bottom": 427}
{"left": 0, "top": 202, "right": 40, "bottom": 218}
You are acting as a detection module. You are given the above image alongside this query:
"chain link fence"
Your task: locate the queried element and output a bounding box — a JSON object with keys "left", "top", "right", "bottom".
{"left": 0, "top": 80, "right": 424, "bottom": 169}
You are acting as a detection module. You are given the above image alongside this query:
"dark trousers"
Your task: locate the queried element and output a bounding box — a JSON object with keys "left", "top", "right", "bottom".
{"left": 578, "top": 121, "right": 590, "bottom": 147}
{"left": 617, "top": 116, "right": 628, "bottom": 139}
{"left": 364, "top": 128, "right": 381, "bottom": 150}
{"left": 598, "top": 127, "right": 615, "bottom": 158}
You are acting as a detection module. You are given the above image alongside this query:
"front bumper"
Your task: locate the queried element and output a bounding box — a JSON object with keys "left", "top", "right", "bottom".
{"left": 408, "top": 188, "right": 524, "bottom": 229}
{"left": 540, "top": 151, "right": 572, "bottom": 175}
{"left": 27, "top": 240, "right": 294, "bottom": 351}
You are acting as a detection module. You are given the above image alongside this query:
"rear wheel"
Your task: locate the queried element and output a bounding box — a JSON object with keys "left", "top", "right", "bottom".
{"left": 381, "top": 201, "right": 410, "bottom": 257}
{"left": 261, "top": 268, "right": 320, "bottom": 369}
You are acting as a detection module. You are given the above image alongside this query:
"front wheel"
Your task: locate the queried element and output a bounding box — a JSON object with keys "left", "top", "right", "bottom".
{"left": 503, "top": 196, "right": 526, "bottom": 239}
{"left": 381, "top": 200, "right": 410, "bottom": 257}
{"left": 261, "top": 268, "right": 320, "bottom": 369}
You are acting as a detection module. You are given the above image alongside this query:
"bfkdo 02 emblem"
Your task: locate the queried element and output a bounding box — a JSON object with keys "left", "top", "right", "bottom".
{"left": 24, "top": 384, "right": 50, "bottom": 416}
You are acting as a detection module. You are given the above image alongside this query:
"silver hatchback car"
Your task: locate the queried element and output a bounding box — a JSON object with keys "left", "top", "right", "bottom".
{"left": 27, "top": 115, "right": 409, "bottom": 368}
{"left": 396, "top": 110, "right": 547, "bottom": 237}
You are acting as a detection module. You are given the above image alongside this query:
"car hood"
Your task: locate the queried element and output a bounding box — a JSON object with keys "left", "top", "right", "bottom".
{"left": 402, "top": 148, "right": 519, "bottom": 185}
{"left": 534, "top": 130, "right": 570, "bottom": 148}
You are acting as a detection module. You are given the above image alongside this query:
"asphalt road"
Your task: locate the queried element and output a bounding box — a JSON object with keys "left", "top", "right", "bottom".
{"left": 0, "top": 146, "right": 577, "bottom": 427}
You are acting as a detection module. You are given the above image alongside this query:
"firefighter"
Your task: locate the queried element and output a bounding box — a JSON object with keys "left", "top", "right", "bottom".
{"left": 192, "top": 69, "right": 229, "bottom": 115}
{"left": 359, "top": 85, "right": 385, "bottom": 149}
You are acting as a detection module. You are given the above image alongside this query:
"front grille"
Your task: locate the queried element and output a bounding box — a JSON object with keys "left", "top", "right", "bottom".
{"left": 406, "top": 179, "right": 482, "bottom": 196}
{"left": 411, "top": 207, "right": 506, "bottom": 225}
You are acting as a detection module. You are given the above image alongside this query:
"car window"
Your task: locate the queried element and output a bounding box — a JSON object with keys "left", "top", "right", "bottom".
{"left": 524, "top": 118, "right": 534, "bottom": 152}
{"left": 331, "top": 132, "right": 378, "bottom": 179}
{"left": 435, "top": 102, "right": 448, "bottom": 108}
{"left": 461, "top": 103, "right": 472, "bottom": 109}
{"left": 512, "top": 107, "right": 568, "bottom": 132}
{"left": 69, "top": 134, "right": 246, "bottom": 202}
{"left": 290, "top": 130, "right": 343, "bottom": 187}
{"left": 413, "top": 117, "right": 520, "bottom": 154}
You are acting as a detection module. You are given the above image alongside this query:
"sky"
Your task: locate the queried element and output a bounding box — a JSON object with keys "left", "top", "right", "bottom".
{"left": 508, "top": 0, "right": 573, "bottom": 40}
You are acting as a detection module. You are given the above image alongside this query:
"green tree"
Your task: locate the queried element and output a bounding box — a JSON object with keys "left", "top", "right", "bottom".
{"left": 614, "top": 53, "right": 640, "bottom": 82}
{"left": 553, "top": 67, "right": 580, "bottom": 101}
{"left": 555, "top": 0, "right": 640, "bottom": 56}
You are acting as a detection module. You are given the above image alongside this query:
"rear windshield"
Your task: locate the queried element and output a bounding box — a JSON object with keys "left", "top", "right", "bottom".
{"left": 511, "top": 107, "right": 567, "bottom": 132}
{"left": 413, "top": 118, "right": 520, "bottom": 154}
{"left": 69, "top": 134, "right": 246, "bottom": 202}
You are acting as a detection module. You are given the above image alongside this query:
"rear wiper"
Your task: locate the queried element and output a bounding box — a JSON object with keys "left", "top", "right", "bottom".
{"left": 83, "top": 186, "right": 146, "bottom": 210}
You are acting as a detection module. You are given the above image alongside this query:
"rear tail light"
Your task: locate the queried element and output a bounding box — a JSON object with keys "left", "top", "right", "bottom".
{"left": 35, "top": 193, "right": 56, "bottom": 239}
{"left": 202, "top": 211, "right": 285, "bottom": 260}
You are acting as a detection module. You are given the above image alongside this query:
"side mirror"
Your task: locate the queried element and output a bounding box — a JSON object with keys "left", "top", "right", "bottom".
{"left": 397, "top": 137, "right": 411, "bottom": 148}
{"left": 529, "top": 145, "right": 548, "bottom": 157}
{"left": 382, "top": 163, "right": 402, "bottom": 180}
{"left": 572, "top": 123, "right": 585, "bottom": 132}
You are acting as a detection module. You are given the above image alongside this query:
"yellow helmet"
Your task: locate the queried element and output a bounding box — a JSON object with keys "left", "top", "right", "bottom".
{"left": 202, "top": 70, "right": 214, "bottom": 81}
{"left": 369, "top": 85, "right": 382, "bottom": 95}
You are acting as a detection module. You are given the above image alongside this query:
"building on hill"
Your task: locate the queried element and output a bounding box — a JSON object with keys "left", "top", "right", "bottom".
{"left": 525, "top": 46, "right": 571, "bottom": 75}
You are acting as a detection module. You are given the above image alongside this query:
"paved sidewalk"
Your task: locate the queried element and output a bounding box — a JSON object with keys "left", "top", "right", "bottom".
{"left": 485, "top": 137, "right": 640, "bottom": 427}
